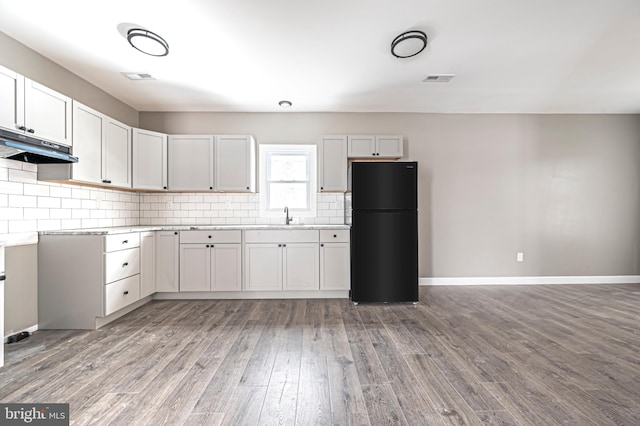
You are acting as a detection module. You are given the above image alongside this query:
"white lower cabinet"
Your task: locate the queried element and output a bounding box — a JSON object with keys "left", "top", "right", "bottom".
{"left": 179, "top": 230, "right": 242, "bottom": 292}
{"left": 156, "top": 231, "right": 179, "bottom": 292}
{"left": 140, "top": 231, "right": 156, "bottom": 298}
{"left": 38, "top": 232, "right": 142, "bottom": 329}
{"left": 244, "top": 230, "right": 320, "bottom": 291}
{"left": 320, "top": 230, "right": 350, "bottom": 290}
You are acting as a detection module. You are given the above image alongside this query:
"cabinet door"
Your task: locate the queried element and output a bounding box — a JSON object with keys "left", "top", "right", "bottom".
{"left": 168, "top": 135, "right": 214, "bottom": 191}
{"left": 211, "top": 243, "right": 242, "bottom": 291}
{"left": 71, "top": 101, "right": 104, "bottom": 184}
{"left": 283, "top": 243, "right": 319, "bottom": 290}
{"left": 180, "top": 244, "right": 210, "bottom": 291}
{"left": 319, "top": 136, "right": 347, "bottom": 192}
{"left": 140, "top": 232, "right": 156, "bottom": 298}
{"left": 215, "top": 135, "right": 255, "bottom": 192}
{"left": 133, "top": 128, "right": 167, "bottom": 190}
{"left": 23, "top": 78, "right": 72, "bottom": 146}
{"left": 156, "top": 231, "right": 179, "bottom": 292}
{"left": 245, "top": 244, "right": 282, "bottom": 291}
{"left": 103, "top": 118, "right": 132, "bottom": 188}
{"left": 347, "top": 135, "right": 376, "bottom": 158}
{"left": 320, "top": 242, "right": 350, "bottom": 290}
{"left": 0, "top": 65, "right": 24, "bottom": 133}
{"left": 376, "top": 135, "right": 403, "bottom": 158}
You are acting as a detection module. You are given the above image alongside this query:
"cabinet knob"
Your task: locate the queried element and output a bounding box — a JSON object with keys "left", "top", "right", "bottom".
{"left": 321, "top": 243, "right": 324, "bottom": 247}
{"left": 27, "top": 128, "right": 35, "bottom": 133}
{"left": 282, "top": 244, "right": 286, "bottom": 247}
{"left": 122, "top": 240, "right": 128, "bottom": 244}
{"left": 208, "top": 235, "right": 212, "bottom": 239}
{"left": 209, "top": 187, "right": 213, "bottom": 190}
{"left": 174, "top": 232, "right": 178, "bottom": 235}
{"left": 246, "top": 186, "right": 250, "bottom": 190}
{"left": 18, "top": 125, "right": 26, "bottom": 131}
{"left": 124, "top": 291, "right": 129, "bottom": 295}
{"left": 278, "top": 244, "right": 281, "bottom": 247}
{"left": 122, "top": 262, "right": 129, "bottom": 267}
{"left": 372, "top": 153, "right": 376, "bottom": 156}
{"left": 376, "top": 153, "right": 380, "bottom": 156}
{"left": 163, "top": 186, "right": 167, "bottom": 189}
{"left": 206, "top": 244, "right": 210, "bottom": 248}
{"left": 333, "top": 234, "right": 337, "bottom": 238}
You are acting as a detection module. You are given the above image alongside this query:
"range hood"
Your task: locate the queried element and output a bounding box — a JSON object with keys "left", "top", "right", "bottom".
{"left": 0, "top": 128, "right": 78, "bottom": 164}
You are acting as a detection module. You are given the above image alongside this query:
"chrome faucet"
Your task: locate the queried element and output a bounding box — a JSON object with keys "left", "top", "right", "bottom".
{"left": 284, "top": 206, "right": 292, "bottom": 225}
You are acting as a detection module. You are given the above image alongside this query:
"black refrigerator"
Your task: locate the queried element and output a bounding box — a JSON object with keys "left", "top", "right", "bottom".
{"left": 351, "top": 161, "right": 418, "bottom": 304}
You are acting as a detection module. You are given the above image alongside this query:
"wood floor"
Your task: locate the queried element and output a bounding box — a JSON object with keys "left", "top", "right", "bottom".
{"left": 1, "top": 284, "right": 639, "bottom": 425}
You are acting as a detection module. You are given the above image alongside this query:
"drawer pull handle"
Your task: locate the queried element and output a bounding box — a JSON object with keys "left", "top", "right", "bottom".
{"left": 333, "top": 234, "right": 337, "bottom": 238}
{"left": 124, "top": 291, "right": 129, "bottom": 295}
{"left": 122, "top": 262, "right": 129, "bottom": 267}
{"left": 122, "top": 240, "right": 128, "bottom": 244}
{"left": 102, "top": 180, "right": 112, "bottom": 184}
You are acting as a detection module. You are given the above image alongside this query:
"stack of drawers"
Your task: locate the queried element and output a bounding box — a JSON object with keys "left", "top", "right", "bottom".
{"left": 104, "top": 233, "right": 140, "bottom": 315}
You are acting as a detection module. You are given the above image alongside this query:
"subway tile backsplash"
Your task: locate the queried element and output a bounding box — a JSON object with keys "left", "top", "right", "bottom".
{"left": 0, "top": 158, "right": 348, "bottom": 239}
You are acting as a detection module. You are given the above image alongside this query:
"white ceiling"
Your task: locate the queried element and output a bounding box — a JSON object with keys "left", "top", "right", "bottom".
{"left": 1, "top": 0, "right": 640, "bottom": 114}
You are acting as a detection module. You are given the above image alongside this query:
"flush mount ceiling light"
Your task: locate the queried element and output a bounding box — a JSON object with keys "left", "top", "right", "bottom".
{"left": 391, "top": 30, "right": 427, "bottom": 58}
{"left": 126, "top": 28, "right": 169, "bottom": 57}
{"left": 279, "top": 100, "right": 292, "bottom": 108}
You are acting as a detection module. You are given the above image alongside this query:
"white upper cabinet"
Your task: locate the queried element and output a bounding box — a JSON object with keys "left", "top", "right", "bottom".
{"left": 71, "top": 101, "right": 131, "bottom": 188}
{"left": 133, "top": 128, "right": 168, "bottom": 190}
{"left": 319, "top": 135, "right": 347, "bottom": 192}
{"left": 167, "top": 134, "right": 256, "bottom": 192}
{"left": 71, "top": 102, "right": 104, "bottom": 184}
{"left": 347, "top": 134, "right": 403, "bottom": 158}
{"left": 103, "top": 118, "right": 132, "bottom": 188}
{"left": 0, "top": 65, "right": 72, "bottom": 146}
{"left": 215, "top": 135, "right": 255, "bottom": 192}
{"left": 168, "top": 135, "right": 214, "bottom": 191}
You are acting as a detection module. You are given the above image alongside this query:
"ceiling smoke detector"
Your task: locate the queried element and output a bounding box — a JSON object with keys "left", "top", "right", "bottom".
{"left": 422, "top": 74, "right": 455, "bottom": 83}
{"left": 122, "top": 72, "right": 156, "bottom": 80}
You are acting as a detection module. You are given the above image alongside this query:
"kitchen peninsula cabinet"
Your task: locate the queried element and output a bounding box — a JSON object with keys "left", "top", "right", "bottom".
{"left": 347, "top": 134, "right": 403, "bottom": 158}
{"left": 179, "top": 230, "right": 242, "bottom": 292}
{"left": 0, "top": 65, "right": 72, "bottom": 146}
{"left": 244, "top": 230, "right": 319, "bottom": 291}
{"left": 319, "top": 135, "right": 348, "bottom": 192}
{"left": 133, "top": 128, "right": 168, "bottom": 190}
{"left": 38, "top": 232, "right": 143, "bottom": 329}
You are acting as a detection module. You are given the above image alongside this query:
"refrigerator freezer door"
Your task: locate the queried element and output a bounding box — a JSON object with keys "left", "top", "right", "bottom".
{"left": 351, "top": 210, "right": 418, "bottom": 303}
{"left": 352, "top": 162, "right": 417, "bottom": 210}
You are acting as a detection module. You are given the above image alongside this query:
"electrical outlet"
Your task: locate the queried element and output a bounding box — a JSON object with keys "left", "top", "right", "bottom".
{"left": 516, "top": 252, "right": 524, "bottom": 262}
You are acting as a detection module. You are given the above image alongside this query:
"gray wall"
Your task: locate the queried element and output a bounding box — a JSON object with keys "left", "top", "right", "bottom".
{"left": 4, "top": 244, "right": 37, "bottom": 335}
{"left": 140, "top": 112, "right": 640, "bottom": 278}
{"left": 0, "top": 32, "right": 138, "bottom": 127}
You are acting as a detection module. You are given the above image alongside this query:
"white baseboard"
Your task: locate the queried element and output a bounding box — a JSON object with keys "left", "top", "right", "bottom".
{"left": 154, "top": 290, "right": 349, "bottom": 300}
{"left": 420, "top": 275, "right": 640, "bottom": 286}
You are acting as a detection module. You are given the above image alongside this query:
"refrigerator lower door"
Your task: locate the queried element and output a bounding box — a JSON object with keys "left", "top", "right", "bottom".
{"left": 351, "top": 210, "right": 418, "bottom": 303}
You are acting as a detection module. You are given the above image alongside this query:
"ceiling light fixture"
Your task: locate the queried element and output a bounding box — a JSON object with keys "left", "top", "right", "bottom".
{"left": 391, "top": 30, "right": 427, "bottom": 59}
{"left": 279, "top": 100, "right": 292, "bottom": 108}
{"left": 127, "top": 28, "right": 169, "bottom": 57}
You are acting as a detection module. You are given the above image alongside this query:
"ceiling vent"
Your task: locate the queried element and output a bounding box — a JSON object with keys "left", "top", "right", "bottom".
{"left": 423, "top": 74, "right": 455, "bottom": 83}
{"left": 122, "top": 72, "right": 155, "bottom": 80}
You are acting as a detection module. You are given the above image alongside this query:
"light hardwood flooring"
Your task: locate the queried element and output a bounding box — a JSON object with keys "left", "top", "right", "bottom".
{"left": 1, "top": 284, "right": 639, "bottom": 425}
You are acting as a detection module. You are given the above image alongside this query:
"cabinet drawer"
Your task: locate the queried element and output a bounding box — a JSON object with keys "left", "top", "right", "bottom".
{"left": 105, "top": 275, "right": 140, "bottom": 316}
{"left": 244, "top": 230, "right": 319, "bottom": 243}
{"left": 320, "top": 229, "right": 350, "bottom": 243}
{"left": 105, "top": 247, "right": 140, "bottom": 283}
{"left": 180, "top": 230, "right": 242, "bottom": 244}
{"left": 105, "top": 232, "right": 140, "bottom": 252}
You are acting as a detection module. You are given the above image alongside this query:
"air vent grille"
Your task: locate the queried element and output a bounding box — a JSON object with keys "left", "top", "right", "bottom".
{"left": 422, "top": 74, "right": 455, "bottom": 83}
{"left": 122, "top": 72, "right": 155, "bottom": 80}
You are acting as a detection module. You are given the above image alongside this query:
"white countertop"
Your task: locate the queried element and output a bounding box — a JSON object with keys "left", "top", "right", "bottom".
{"left": 0, "top": 232, "right": 39, "bottom": 247}
{"left": 39, "top": 224, "right": 350, "bottom": 236}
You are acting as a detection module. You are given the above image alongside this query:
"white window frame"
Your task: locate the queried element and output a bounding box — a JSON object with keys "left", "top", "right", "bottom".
{"left": 259, "top": 144, "right": 317, "bottom": 218}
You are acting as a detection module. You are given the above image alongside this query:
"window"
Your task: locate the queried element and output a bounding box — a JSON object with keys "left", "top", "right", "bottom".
{"left": 260, "top": 144, "right": 317, "bottom": 217}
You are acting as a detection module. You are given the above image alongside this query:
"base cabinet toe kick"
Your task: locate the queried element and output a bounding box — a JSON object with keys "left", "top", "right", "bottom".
{"left": 38, "top": 227, "right": 350, "bottom": 329}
